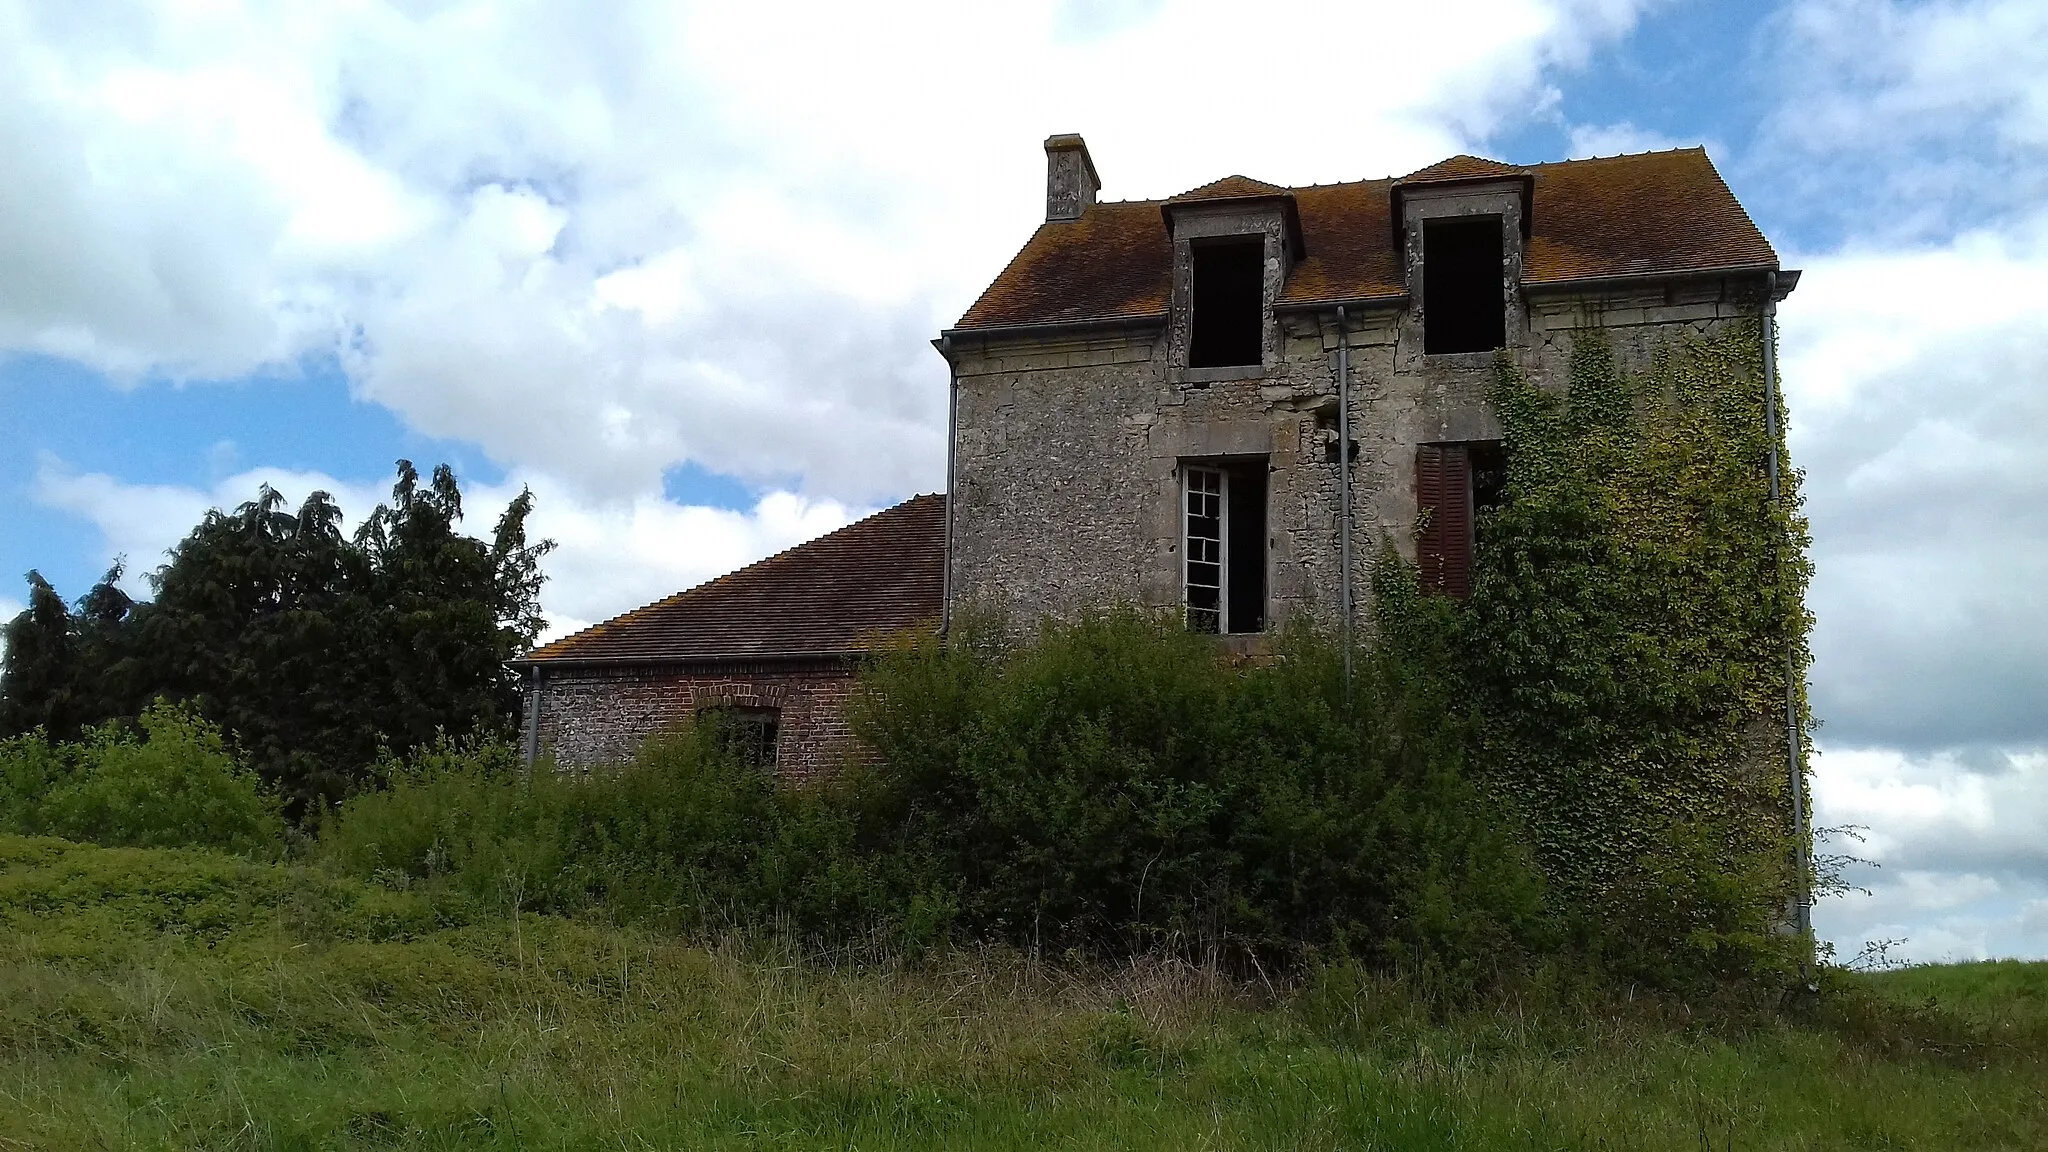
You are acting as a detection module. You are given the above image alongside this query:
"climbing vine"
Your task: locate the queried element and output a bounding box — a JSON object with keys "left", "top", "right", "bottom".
{"left": 1377, "top": 321, "right": 1814, "bottom": 981}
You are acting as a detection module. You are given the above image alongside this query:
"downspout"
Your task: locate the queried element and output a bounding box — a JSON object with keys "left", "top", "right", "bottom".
{"left": 940, "top": 334, "right": 958, "bottom": 638}
{"left": 1760, "top": 270, "right": 1813, "bottom": 986}
{"left": 522, "top": 664, "right": 542, "bottom": 776}
{"left": 1336, "top": 305, "right": 1355, "bottom": 696}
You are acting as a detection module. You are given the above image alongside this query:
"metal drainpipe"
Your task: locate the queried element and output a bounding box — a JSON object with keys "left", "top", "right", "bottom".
{"left": 1760, "top": 270, "right": 1813, "bottom": 986}
{"left": 940, "top": 335, "right": 958, "bottom": 638}
{"left": 1336, "top": 305, "right": 1355, "bottom": 695}
{"left": 522, "top": 664, "right": 542, "bottom": 775}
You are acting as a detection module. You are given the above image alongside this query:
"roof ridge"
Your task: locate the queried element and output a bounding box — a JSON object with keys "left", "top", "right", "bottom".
{"left": 1166, "top": 174, "right": 1291, "bottom": 203}
{"left": 1397, "top": 154, "right": 1528, "bottom": 184}
{"left": 527, "top": 493, "right": 944, "bottom": 660}
{"left": 1536, "top": 145, "right": 1709, "bottom": 167}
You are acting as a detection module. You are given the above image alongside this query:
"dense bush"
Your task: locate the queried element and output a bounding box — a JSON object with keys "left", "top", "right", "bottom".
{"left": 314, "top": 613, "right": 1544, "bottom": 977}
{"left": 848, "top": 611, "right": 1547, "bottom": 972}
{"left": 0, "top": 702, "right": 282, "bottom": 854}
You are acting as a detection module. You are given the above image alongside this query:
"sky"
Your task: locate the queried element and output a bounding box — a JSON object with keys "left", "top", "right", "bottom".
{"left": 1, "top": 0, "right": 2044, "bottom": 963}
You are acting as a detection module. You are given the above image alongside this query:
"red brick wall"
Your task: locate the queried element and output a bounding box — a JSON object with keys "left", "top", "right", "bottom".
{"left": 527, "top": 659, "right": 860, "bottom": 781}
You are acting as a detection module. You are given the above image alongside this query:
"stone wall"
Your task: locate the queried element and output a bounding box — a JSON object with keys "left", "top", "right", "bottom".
{"left": 946, "top": 270, "right": 1771, "bottom": 640}
{"left": 527, "top": 658, "right": 860, "bottom": 781}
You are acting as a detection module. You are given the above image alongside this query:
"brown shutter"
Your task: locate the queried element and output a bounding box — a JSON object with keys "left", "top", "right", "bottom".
{"left": 1416, "top": 444, "right": 1473, "bottom": 598}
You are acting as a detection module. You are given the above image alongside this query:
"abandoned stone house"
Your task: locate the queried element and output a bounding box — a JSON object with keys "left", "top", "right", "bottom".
{"left": 518, "top": 135, "right": 1797, "bottom": 777}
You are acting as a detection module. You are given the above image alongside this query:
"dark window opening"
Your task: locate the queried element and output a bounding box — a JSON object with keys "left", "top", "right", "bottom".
{"left": 1469, "top": 440, "right": 1507, "bottom": 542}
{"left": 1422, "top": 217, "right": 1506, "bottom": 354}
{"left": 1226, "top": 462, "right": 1267, "bottom": 633}
{"left": 1416, "top": 440, "right": 1505, "bottom": 598}
{"left": 1183, "top": 459, "right": 1268, "bottom": 633}
{"left": 703, "top": 704, "right": 780, "bottom": 770}
{"left": 1189, "top": 237, "right": 1265, "bottom": 368}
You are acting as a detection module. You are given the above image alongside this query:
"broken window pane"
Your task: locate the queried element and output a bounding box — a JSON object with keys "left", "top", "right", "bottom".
{"left": 1422, "top": 217, "right": 1506, "bottom": 354}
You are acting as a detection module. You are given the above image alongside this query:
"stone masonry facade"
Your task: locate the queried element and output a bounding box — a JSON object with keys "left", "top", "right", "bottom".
{"left": 942, "top": 142, "right": 1781, "bottom": 641}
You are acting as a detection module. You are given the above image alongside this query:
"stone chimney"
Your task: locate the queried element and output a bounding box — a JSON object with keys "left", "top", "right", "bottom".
{"left": 1044, "top": 134, "right": 1099, "bottom": 222}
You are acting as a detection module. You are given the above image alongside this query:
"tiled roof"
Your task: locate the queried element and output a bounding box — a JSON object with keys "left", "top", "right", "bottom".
{"left": 523, "top": 495, "right": 946, "bottom": 663}
{"left": 1397, "top": 154, "right": 1529, "bottom": 184}
{"left": 1166, "top": 175, "right": 1290, "bottom": 203}
{"left": 953, "top": 148, "right": 1776, "bottom": 330}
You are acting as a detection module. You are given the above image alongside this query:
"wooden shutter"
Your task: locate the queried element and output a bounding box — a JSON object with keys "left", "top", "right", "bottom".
{"left": 1416, "top": 444, "right": 1474, "bottom": 598}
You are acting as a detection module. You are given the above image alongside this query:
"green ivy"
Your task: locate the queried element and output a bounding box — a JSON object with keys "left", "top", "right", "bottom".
{"left": 1377, "top": 321, "right": 1814, "bottom": 983}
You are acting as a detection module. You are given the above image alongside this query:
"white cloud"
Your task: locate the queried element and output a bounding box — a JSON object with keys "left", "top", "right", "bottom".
{"left": 1779, "top": 221, "right": 2048, "bottom": 754}
{"left": 30, "top": 458, "right": 857, "bottom": 645}
{"left": 1812, "top": 743, "right": 2048, "bottom": 962}
{"left": 0, "top": 0, "right": 1654, "bottom": 505}
{"left": 1760, "top": 0, "right": 2048, "bottom": 242}
{"left": 1565, "top": 120, "right": 1697, "bottom": 158}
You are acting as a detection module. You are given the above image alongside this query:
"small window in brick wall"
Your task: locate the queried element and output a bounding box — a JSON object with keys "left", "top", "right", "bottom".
{"left": 1422, "top": 217, "right": 1506, "bottom": 355}
{"left": 1188, "top": 236, "right": 1265, "bottom": 368}
{"left": 702, "top": 705, "right": 781, "bottom": 770}
{"left": 1415, "top": 441, "right": 1506, "bottom": 598}
{"left": 1183, "top": 459, "right": 1268, "bottom": 633}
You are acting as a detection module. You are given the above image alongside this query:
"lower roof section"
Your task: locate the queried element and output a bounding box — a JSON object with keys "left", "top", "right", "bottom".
{"left": 519, "top": 494, "right": 946, "bottom": 665}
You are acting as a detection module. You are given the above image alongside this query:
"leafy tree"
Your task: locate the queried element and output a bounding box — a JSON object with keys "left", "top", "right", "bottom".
{"left": 0, "top": 461, "right": 553, "bottom": 815}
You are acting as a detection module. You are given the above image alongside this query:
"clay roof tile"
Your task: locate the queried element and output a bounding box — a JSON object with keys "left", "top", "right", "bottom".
{"left": 523, "top": 495, "right": 946, "bottom": 663}
{"left": 953, "top": 148, "right": 1776, "bottom": 329}
{"left": 1397, "top": 154, "right": 1529, "bottom": 183}
{"left": 1166, "top": 174, "right": 1291, "bottom": 203}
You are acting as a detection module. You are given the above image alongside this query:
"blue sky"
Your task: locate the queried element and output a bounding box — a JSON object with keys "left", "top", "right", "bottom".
{"left": 3, "top": 0, "right": 2045, "bottom": 962}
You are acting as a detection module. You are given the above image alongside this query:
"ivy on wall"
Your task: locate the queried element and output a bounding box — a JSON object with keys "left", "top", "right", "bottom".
{"left": 1376, "top": 320, "right": 1814, "bottom": 980}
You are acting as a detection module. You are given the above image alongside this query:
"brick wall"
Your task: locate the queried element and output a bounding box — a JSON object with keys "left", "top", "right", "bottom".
{"left": 527, "top": 658, "right": 862, "bottom": 781}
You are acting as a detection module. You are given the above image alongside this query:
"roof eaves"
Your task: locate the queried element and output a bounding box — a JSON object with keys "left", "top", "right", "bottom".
{"left": 512, "top": 648, "right": 873, "bottom": 670}
{"left": 1519, "top": 261, "right": 1780, "bottom": 294}
{"left": 1272, "top": 291, "right": 1407, "bottom": 313}
{"left": 940, "top": 311, "right": 1169, "bottom": 342}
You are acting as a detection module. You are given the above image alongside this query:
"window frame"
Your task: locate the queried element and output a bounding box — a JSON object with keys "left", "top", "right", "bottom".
{"left": 1186, "top": 235, "right": 1267, "bottom": 370}
{"left": 1183, "top": 464, "right": 1227, "bottom": 634}
{"left": 1421, "top": 215, "right": 1508, "bottom": 356}
{"left": 1181, "top": 461, "right": 1267, "bottom": 634}
{"left": 1415, "top": 440, "right": 1506, "bottom": 599}
{"left": 700, "top": 703, "right": 781, "bottom": 771}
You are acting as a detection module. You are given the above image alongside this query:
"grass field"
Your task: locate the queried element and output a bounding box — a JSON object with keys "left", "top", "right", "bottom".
{"left": 2, "top": 834, "right": 2043, "bottom": 1150}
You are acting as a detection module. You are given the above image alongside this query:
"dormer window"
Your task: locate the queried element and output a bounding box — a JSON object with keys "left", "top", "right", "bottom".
{"left": 1160, "top": 176, "right": 1303, "bottom": 380}
{"left": 1423, "top": 216, "right": 1505, "bottom": 354}
{"left": 1189, "top": 237, "right": 1264, "bottom": 368}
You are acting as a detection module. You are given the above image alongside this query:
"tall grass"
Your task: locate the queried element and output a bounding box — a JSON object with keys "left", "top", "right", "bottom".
{"left": 1, "top": 834, "right": 2042, "bottom": 1149}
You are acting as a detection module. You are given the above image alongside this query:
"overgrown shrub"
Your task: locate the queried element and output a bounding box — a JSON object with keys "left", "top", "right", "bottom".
{"left": 316, "top": 615, "right": 1540, "bottom": 977}
{"left": 319, "top": 728, "right": 876, "bottom": 937}
{"left": 1374, "top": 324, "right": 1812, "bottom": 987}
{"left": 0, "top": 702, "right": 282, "bottom": 854}
{"left": 848, "top": 610, "right": 1548, "bottom": 974}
